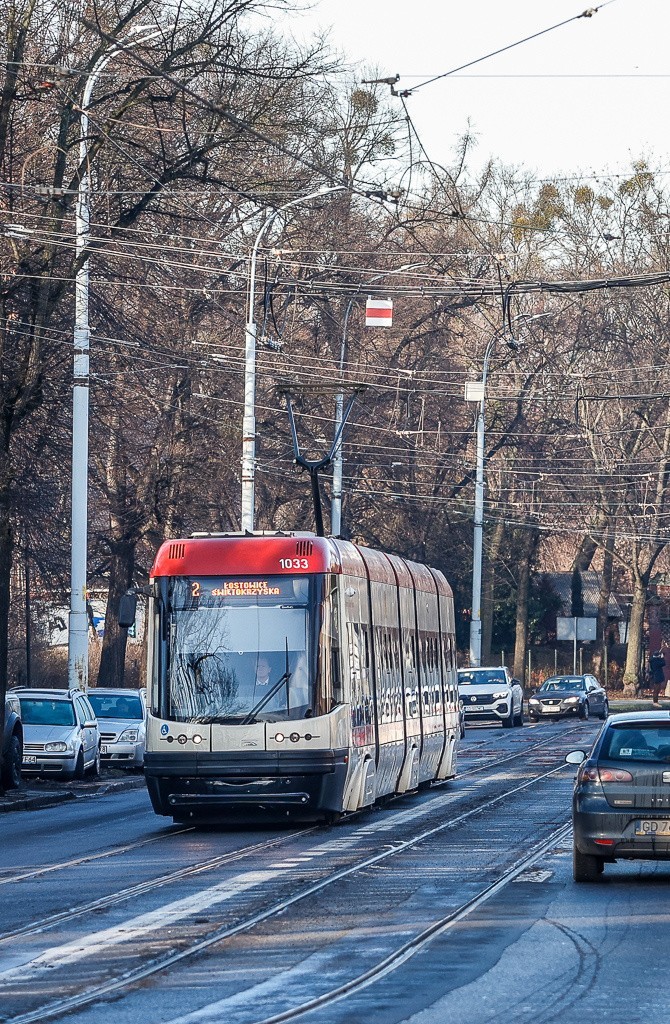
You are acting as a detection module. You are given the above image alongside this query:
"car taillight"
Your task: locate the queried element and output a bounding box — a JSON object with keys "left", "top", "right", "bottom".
{"left": 578, "top": 765, "right": 634, "bottom": 784}
{"left": 598, "top": 768, "right": 633, "bottom": 783}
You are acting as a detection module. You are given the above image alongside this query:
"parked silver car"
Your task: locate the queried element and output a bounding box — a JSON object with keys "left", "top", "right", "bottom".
{"left": 14, "top": 688, "right": 101, "bottom": 779}
{"left": 87, "top": 688, "right": 146, "bottom": 768}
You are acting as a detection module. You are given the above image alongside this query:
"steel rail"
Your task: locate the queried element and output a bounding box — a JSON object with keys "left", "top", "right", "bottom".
{"left": 252, "top": 820, "right": 574, "bottom": 1024}
{"left": 0, "top": 725, "right": 587, "bottom": 945}
{"left": 5, "top": 754, "right": 576, "bottom": 1024}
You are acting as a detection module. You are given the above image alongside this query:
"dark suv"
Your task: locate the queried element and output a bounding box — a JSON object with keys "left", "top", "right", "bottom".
{"left": 2, "top": 692, "right": 23, "bottom": 788}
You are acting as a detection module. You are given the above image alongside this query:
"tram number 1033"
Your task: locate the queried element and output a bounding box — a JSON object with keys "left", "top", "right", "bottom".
{"left": 279, "top": 557, "right": 310, "bottom": 569}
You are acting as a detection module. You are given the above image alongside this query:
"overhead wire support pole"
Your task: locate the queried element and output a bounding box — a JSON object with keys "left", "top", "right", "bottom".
{"left": 332, "top": 262, "right": 428, "bottom": 538}
{"left": 68, "top": 25, "right": 165, "bottom": 692}
{"left": 241, "top": 185, "right": 347, "bottom": 534}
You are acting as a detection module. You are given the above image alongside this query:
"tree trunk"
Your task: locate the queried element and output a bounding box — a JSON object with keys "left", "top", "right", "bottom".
{"left": 481, "top": 518, "right": 505, "bottom": 665}
{"left": 513, "top": 528, "right": 539, "bottom": 685}
{"left": 623, "top": 574, "right": 647, "bottom": 697}
{"left": 96, "top": 540, "right": 135, "bottom": 688}
{"left": 592, "top": 534, "right": 614, "bottom": 679}
{"left": 0, "top": 457, "right": 13, "bottom": 791}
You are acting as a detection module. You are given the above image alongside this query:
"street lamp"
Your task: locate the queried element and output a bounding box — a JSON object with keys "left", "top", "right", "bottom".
{"left": 331, "top": 262, "right": 429, "bottom": 537}
{"left": 240, "top": 185, "right": 347, "bottom": 532}
{"left": 466, "top": 313, "right": 550, "bottom": 668}
{"left": 68, "top": 25, "right": 166, "bottom": 691}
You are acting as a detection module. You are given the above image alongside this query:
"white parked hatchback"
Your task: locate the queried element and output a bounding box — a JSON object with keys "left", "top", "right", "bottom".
{"left": 87, "top": 688, "right": 147, "bottom": 768}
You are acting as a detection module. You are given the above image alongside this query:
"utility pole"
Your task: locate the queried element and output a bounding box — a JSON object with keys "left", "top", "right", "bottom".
{"left": 241, "top": 186, "right": 346, "bottom": 533}
{"left": 67, "top": 26, "right": 165, "bottom": 690}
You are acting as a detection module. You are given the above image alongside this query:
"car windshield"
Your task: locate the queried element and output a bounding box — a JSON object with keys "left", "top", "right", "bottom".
{"left": 540, "top": 678, "right": 585, "bottom": 692}
{"left": 19, "top": 699, "right": 75, "bottom": 727}
{"left": 600, "top": 723, "right": 670, "bottom": 763}
{"left": 458, "top": 670, "right": 507, "bottom": 686}
{"left": 88, "top": 694, "right": 143, "bottom": 720}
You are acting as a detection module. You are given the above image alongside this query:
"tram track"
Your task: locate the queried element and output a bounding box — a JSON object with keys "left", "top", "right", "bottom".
{"left": 0, "top": 723, "right": 589, "bottom": 952}
{"left": 249, "top": 820, "right": 574, "bottom": 1024}
{"left": 3, "top": 734, "right": 583, "bottom": 1024}
{"left": 0, "top": 724, "right": 585, "bottom": 946}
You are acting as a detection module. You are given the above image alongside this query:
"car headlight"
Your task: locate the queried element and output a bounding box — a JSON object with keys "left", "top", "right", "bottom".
{"left": 563, "top": 696, "right": 580, "bottom": 704}
{"left": 528, "top": 697, "right": 540, "bottom": 704}
{"left": 492, "top": 691, "right": 508, "bottom": 699}
{"left": 45, "top": 741, "right": 70, "bottom": 752}
{"left": 119, "top": 728, "right": 140, "bottom": 743}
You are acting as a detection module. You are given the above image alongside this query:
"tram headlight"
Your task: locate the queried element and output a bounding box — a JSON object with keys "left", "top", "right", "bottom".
{"left": 290, "top": 732, "right": 300, "bottom": 743}
{"left": 192, "top": 734, "right": 203, "bottom": 744}
{"left": 274, "top": 732, "right": 285, "bottom": 743}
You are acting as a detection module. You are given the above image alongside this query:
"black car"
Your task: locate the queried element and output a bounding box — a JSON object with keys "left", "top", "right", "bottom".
{"left": 2, "top": 692, "right": 23, "bottom": 788}
{"left": 528, "top": 674, "right": 608, "bottom": 722}
{"left": 568, "top": 710, "right": 670, "bottom": 881}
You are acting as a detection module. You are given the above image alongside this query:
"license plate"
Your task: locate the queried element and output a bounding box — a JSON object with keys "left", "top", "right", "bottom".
{"left": 544, "top": 706, "right": 561, "bottom": 712}
{"left": 635, "top": 820, "right": 670, "bottom": 837}
{"left": 101, "top": 746, "right": 108, "bottom": 754}
{"left": 23, "top": 755, "right": 37, "bottom": 764}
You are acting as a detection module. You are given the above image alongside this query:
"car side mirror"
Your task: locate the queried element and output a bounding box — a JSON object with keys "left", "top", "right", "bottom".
{"left": 118, "top": 591, "right": 138, "bottom": 629}
{"left": 512, "top": 678, "right": 521, "bottom": 687}
{"left": 565, "top": 750, "right": 586, "bottom": 765}
{"left": 83, "top": 720, "right": 97, "bottom": 730}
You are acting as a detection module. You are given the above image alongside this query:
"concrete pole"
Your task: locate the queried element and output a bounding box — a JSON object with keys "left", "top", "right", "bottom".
{"left": 240, "top": 186, "right": 346, "bottom": 533}
{"left": 67, "top": 28, "right": 164, "bottom": 690}
{"left": 331, "top": 263, "right": 427, "bottom": 538}
{"left": 469, "top": 338, "right": 495, "bottom": 667}
{"left": 331, "top": 300, "right": 354, "bottom": 538}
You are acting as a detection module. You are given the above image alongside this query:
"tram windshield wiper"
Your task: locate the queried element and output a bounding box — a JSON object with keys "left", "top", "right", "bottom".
{"left": 241, "top": 640, "right": 292, "bottom": 726}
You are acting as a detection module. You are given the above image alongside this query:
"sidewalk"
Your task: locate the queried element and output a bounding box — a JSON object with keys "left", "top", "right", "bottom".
{"left": 0, "top": 769, "right": 147, "bottom": 813}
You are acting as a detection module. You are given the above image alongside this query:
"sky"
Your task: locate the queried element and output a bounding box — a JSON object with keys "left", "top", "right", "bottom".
{"left": 276, "top": 0, "right": 670, "bottom": 182}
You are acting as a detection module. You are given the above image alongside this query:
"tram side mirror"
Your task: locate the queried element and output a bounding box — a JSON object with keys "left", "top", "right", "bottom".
{"left": 118, "top": 591, "right": 138, "bottom": 629}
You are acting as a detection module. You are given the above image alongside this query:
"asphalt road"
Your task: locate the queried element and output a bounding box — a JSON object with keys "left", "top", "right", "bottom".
{"left": 1, "top": 719, "right": 668, "bottom": 1024}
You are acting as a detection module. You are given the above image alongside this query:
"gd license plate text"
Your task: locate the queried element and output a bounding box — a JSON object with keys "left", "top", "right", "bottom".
{"left": 635, "top": 820, "right": 670, "bottom": 836}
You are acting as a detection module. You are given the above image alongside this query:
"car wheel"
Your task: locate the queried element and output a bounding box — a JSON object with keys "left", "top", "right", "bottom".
{"left": 529, "top": 714, "right": 538, "bottom": 723}
{"left": 599, "top": 700, "right": 609, "bottom": 721}
{"left": 87, "top": 744, "right": 101, "bottom": 778}
{"left": 73, "top": 748, "right": 85, "bottom": 780}
{"left": 2, "top": 733, "right": 22, "bottom": 789}
{"left": 579, "top": 701, "right": 590, "bottom": 721}
{"left": 513, "top": 704, "right": 524, "bottom": 727}
{"left": 573, "top": 844, "right": 604, "bottom": 882}
{"left": 502, "top": 709, "right": 514, "bottom": 728}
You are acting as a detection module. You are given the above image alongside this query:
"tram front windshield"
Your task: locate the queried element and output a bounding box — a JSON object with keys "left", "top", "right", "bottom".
{"left": 164, "top": 575, "right": 315, "bottom": 724}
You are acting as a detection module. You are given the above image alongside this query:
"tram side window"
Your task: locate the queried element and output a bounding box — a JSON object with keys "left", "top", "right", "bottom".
{"left": 320, "top": 583, "right": 342, "bottom": 709}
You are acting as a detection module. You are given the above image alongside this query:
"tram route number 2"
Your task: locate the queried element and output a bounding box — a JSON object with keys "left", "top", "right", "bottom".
{"left": 279, "top": 558, "right": 310, "bottom": 569}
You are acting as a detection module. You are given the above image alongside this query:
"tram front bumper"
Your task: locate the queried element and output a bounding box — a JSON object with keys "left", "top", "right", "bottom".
{"left": 144, "top": 749, "right": 349, "bottom": 819}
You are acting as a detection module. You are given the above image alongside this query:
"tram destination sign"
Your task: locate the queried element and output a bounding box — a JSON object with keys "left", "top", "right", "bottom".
{"left": 189, "top": 577, "right": 289, "bottom": 601}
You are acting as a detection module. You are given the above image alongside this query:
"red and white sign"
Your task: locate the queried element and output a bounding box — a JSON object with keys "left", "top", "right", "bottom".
{"left": 365, "top": 297, "right": 393, "bottom": 327}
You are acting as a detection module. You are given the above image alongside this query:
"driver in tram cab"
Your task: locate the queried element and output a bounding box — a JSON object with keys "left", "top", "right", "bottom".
{"left": 254, "top": 655, "right": 273, "bottom": 688}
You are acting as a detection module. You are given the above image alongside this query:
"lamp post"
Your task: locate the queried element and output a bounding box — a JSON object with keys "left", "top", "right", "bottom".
{"left": 240, "top": 185, "right": 347, "bottom": 533}
{"left": 331, "top": 262, "right": 429, "bottom": 537}
{"left": 466, "top": 313, "right": 550, "bottom": 668}
{"left": 68, "top": 26, "right": 165, "bottom": 691}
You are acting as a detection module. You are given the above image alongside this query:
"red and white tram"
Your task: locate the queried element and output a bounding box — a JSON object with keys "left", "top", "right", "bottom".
{"left": 141, "top": 532, "right": 459, "bottom": 822}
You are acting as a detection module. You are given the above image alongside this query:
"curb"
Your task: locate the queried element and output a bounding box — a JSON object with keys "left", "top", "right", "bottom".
{"left": 0, "top": 775, "right": 147, "bottom": 814}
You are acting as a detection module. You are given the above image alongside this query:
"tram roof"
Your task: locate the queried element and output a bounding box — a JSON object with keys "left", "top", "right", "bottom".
{"left": 150, "top": 533, "right": 451, "bottom": 596}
